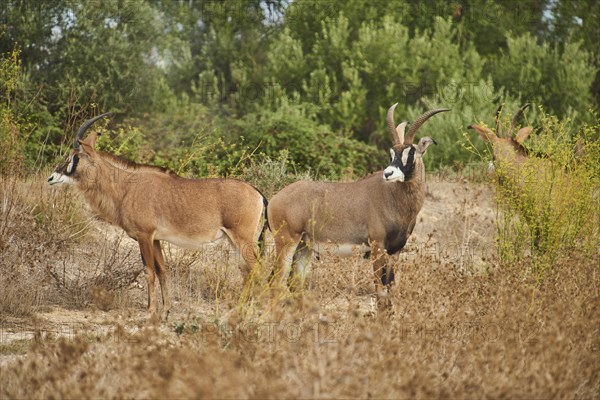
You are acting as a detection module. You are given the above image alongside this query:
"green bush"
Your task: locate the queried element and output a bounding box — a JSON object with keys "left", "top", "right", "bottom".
{"left": 234, "top": 102, "right": 381, "bottom": 179}
{"left": 492, "top": 111, "right": 600, "bottom": 276}
{"left": 239, "top": 152, "right": 312, "bottom": 199}
{"left": 490, "top": 34, "right": 597, "bottom": 124}
{"left": 0, "top": 49, "right": 25, "bottom": 174}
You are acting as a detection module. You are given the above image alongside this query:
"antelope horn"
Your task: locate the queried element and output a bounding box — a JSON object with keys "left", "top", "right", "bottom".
{"left": 494, "top": 103, "right": 504, "bottom": 137}
{"left": 386, "top": 103, "right": 403, "bottom": 144}
{"left": 405, "top": 108, "right": 451, "bottom": 144}
{"left": 508, "top": 103, "right": 530, "bottom": 137}
{"left": 73, "top": 112, "right": 113, "bottom": 149}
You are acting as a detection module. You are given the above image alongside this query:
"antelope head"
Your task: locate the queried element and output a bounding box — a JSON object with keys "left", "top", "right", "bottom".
{"left": 48, "top": 113, "right": 112, "bottom": 186}
{"left": 468, "top": 103, "right": 533, "bottom": 172}
{"left": 383, "top": 104, "right": 450, "bottom": 182}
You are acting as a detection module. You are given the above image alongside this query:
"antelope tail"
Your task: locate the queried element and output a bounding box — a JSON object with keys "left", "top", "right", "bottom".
{"left": 258, "top": 196, "right": 270, "bottom": 256}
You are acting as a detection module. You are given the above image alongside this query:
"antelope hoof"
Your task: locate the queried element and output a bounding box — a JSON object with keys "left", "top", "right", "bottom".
{"left": 149, "top": 311, "right": 160, "bottom": 324}
{"left": 376, "top": 295, "right": 393, "bottom": 316}
{"left": 161, "top": 309, "right": 170, "bottom": 322}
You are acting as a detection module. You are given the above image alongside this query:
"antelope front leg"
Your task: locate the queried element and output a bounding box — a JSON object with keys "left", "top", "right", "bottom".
{"left": 138, "top": 236, "right": 158, "bottom": 320}
{"left": 370, "top": 242, "right": 392, "bottom": 313}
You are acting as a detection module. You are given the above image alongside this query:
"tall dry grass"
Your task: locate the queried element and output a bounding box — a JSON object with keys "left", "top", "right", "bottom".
{"left": 1, "top": 250, "right": 598, "bottom": 398}
{"left": 1, "top": 116, "right": 598, "bottom": 398}
{"left": 0, "top": 172, "right": 144, "bottom": 316}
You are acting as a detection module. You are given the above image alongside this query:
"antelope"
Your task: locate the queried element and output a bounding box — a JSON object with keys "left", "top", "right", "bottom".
{"left": 48, "top": 113, "right": 267, "bottom": 321}
{"left": 468, "top": 103, "right": 533, "bottom": 173}
{"left": 468, "top": 103, "right": 546, "bottom": 247}
{"left": 267, "top": 104, "right": 449, "bottom": 311}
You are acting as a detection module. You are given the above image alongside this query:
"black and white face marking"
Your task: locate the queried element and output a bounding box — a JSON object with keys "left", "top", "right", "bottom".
{"left": 48, "top": 153, "right": 79, "bottom": 186}
{"left": 383, "top": 146, "right": 417, "bottom": 182}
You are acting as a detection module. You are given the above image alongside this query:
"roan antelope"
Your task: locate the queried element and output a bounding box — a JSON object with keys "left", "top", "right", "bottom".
{"left": 467, "top": 103, "right": 533, "bottom": 173}
{"left": 267, "top": 104, "right": 449, "bottom": 311}
{"left": 48, "top": 113, "right": 267, "bottom": 320}
{"left": 468, "top": 103, "right": 545, "bottom": 246}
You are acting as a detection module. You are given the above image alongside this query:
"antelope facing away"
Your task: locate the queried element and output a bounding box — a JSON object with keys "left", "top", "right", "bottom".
{"left": 267, "top": 104, "right": 449, "bottom": 311}
{"left": 48, "top": 113, "right": 267, "bottom": 320}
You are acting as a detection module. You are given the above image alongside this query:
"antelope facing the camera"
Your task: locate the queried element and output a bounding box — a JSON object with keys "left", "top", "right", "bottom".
{"left": 267, "top": 104, "right": 449, "bottom": 311}
{"left": 48, "top": 113, "right": 267, "bottom": 321}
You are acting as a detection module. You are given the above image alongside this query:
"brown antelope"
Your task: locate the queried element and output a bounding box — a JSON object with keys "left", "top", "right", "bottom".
{"left": 48, "top": 113, "right": 267, "bottom": 320}
{"left": 468, "top": 103, "right": 547, "bottom": 247}
{"left": 267, "top": 104, "right": 449, "bottom": 311}
{"left": 468, "top": 103, "right": 533, "bottom": 173}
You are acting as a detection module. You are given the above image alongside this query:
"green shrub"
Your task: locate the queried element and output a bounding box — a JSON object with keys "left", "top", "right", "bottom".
{"left": 234, "top": 102, "right": 381, "bottom": 179}
{"left": 490, "top": 34, "right": 597, "bottom": 124}
{"left": 239, "top": 151, "right": 312, "bottom": 199}
{"left": 492, "top": 111, "right": 600, "bottom": 276}
{"left": 0, "top": 49, "right": 25, "bottom": 174}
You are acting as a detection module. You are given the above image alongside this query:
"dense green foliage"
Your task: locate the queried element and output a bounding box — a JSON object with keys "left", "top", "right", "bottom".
{"left": 1, "top": 0, "right": 598, "bottom": 176}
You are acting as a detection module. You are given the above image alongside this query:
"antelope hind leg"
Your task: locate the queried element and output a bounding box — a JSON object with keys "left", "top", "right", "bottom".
{"left": 153, "top": 240, "right": 171, "bottom": 321}
{"left": 138, "top": 236, "right": 158, "bottom": 320}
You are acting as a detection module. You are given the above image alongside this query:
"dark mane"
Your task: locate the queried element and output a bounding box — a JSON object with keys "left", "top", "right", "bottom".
{"left": 98, "top": 151, "right": 178, "bottom": 175}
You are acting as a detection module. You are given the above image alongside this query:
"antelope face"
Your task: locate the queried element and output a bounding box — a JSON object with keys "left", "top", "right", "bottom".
{"left": 468, "top": 103, "right": 533, "bottom": 174}
{"left": 384, "top": 145, "right": 417, "bottom": 182}
{"left": 48, "top": 150, "right": 83, "bottom": 186}
{"left": 49, "top": 114, "right": 108, "bottom": 187}
{"left": 383, "top": 137, "right": 436, "bottom": 182}
{"left": 383, "top": 103, "right": 445, "bottom": 182}
{"left": 468, "top": 124, "right": 531, "bottom": 173}
{"left": 493, "top": 138, "right": 529, "bottom": 165}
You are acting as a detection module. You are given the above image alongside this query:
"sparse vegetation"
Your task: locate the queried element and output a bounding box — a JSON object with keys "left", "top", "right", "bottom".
{"left": 1, "top": 245, "right": 598, "bottom": 398}
{"left": 1, "top": 2, "right": 599, "bottom": 398}
{"left": 2, "top": 152, "right": 599, "bottom": 397}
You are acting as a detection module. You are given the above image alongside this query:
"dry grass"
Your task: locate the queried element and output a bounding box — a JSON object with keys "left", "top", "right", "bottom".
{"left": 1, "top": 256, "right": 598, "bottom": 398}
{"left": 0, "top": 173, "right": 142, "bottom": 315}
{"left": 1, "top": 173, "right": 599, "bottom": 398}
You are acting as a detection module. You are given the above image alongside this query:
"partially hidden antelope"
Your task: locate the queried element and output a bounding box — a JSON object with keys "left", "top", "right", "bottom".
{"left": 468, "top": 103, "right": 533, "bottom": 174}
{"left": 267, "top": 104, "right": 449, "bottom": 311}
{"left": 468, "top": 103, "right": 546, "bottom": 246}
{"left": 48, "top": 113, "right": 267, "bottom": 320}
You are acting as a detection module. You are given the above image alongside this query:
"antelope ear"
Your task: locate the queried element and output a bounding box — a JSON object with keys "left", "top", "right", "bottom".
{"left": 416, "top": 136, "right": 437, "bottom": 156}
{"left": 395, "top": 121, "right": 408, "bottom": 144}
{"left": 514, "top": 126, "right": 532, "bottom": 144}
{"left": 468, "top": 124, "right": 497, "bottom": 143}
{"left": 78, "top": 132, "right": 99, "bottom": 154}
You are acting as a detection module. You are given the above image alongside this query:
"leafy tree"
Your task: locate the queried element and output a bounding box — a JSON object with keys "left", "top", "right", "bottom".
{"left": 490, "top": 33, "right": 596, "bottom": 122}
{"left": 547, "top": 0, "right": 600, "bottom": 109}
{"left": 1, "top": 0, "right": 598, "bottom": 175}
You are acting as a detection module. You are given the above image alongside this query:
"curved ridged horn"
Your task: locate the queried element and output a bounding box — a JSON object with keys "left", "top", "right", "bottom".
{"left": 405, "top": 108, "right": 451, "bottom": 144}
{"left": 73, "top": 112, "right": 113, "bottom": 149}
{"left": 386, "top": 103, "right": 403, "bottom": 144}
{"left": 494, "top": 103, "right": 504, "bottom": 137}
{"left": 508, "top": 103, "right": 530, "bottom": 136}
